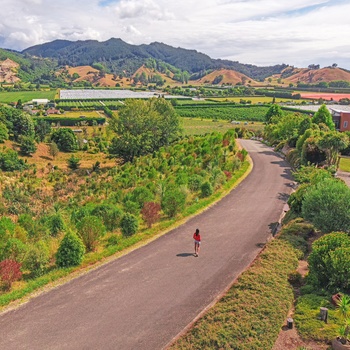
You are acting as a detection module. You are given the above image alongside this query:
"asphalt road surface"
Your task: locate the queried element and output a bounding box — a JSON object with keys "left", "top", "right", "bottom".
{"left": 0, "top": 140, "right": 293, "bottom": 350}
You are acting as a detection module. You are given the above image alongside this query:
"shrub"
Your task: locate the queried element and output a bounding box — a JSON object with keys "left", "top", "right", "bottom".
{"left": 161, "top": 188, "right": 186, "bottom": 217}
{"left": 67, "top": 155, "right": 81, "bottom": 170}
{"left": 120, "top": 213, "right": 138, "bottom": 237}
{"left": 308, "top": 232, "right": 350, "bottom": 292}
{"left": 56, "top": 231, "right": 85, "bottom": 268}
{"left": 302, "top": 178, "right": 350, "bottom": 233}
{"left": 19, "top": 136, "right": 37, "bottom": 156}
{"left": 0, "top": 259, "right": 22, "bottom": 290}
{"left": 76, "top": 216, "right": 106, "bottom": 252}
{"left": 129, "top": 186, "right": 154, "bottom": 209}
{"left": 200, "top": 181, "right": 213, "bottom": 197}
{"left": 141, "top": 202, "right": 161, "bottom": 228}
{"left": 0, "top": 238, "right": 27, "bottom": 263}
{"left": 91, "top": 204, "right": 123, "bottom": 231}
{"left": 47, "top": 213, "right": 65, "bottom": 236}
{"left": 24, "top": 241, "right": 50, "bottom": 277}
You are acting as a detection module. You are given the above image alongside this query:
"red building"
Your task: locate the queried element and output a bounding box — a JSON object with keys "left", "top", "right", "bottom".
{"left": 331, "top": 108, "right": 350, "bottom": 132}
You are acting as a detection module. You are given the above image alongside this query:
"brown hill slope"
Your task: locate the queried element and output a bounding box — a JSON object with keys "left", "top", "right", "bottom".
{"left": 282, "top": 67, "right": 350, "bottom": 84}
{"left": 0, "top": 58, "right": 20, "bottom": 83}
{"left": 195, "top": 69, "right": 258, "bottom": 86}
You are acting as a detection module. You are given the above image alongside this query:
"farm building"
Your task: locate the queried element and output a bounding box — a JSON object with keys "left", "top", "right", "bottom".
{"left": 32, "top": 99, "right": 50, "bottom": 105}
{"left": 330, "top": 107, "right": 350, "bottom": 132}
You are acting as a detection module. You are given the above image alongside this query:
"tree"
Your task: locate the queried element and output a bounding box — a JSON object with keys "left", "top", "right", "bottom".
{"left": 0, "top": 238, "right": 27, "bottom": 263}
{"left": 265, "top": 104, "right": 283, "bottom": 124}
{"left": 317, "top": 131, "right": 349, "bottom": 166}
{"left": 302, "top": 178, "right": 350, "bottom": 233}
{"left": 56, "top": 231, "right": 85, "bottom": 268}
{"left": 312, "top": 104, "right": 335, "bottom": 130}
{"left": 35, "top": 119, "right": 51, "bottom": 142}
{"left": 76, "top": 216, "right": 105, "bottom": 252}
{"left": 0, "top": 148, "right": 27, "bottom": 171}
{"left": 120, "top": 213, "right": 139, "bottom": 237}
{"left": 67, "top": 155, "right": 81, "bottom": 170}
{"left": 11, "top": 113, "right": 35, "bottom": 141}
{"left": 0, "top": 259, "right": 22, "bottom": 290}
{"left": 161, "top": 187, "right": 186, "bottom": 217}
{"left": 19, "top": 136, "right": 37, "bottom": 156}
{"left": 0, "top": 122, "right": 9, "bottom": 143}
{"left": 109, "top": 98, "right": 181, "bottom": 162}
{"left": 24, "top": 241, "right": 50, "bottom": 277}
{"left": 141, "top": 202, "right": 161, "bottom": 228}
{"left": 49, "top": 142, "right": 59, "bottom": 159}
{"left": 51, "top": 128, "right": 77, "bottom": 152}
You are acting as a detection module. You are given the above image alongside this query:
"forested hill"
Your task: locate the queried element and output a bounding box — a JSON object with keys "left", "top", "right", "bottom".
{"left": 22, "top": 38, "right": 287, "bottom": 80}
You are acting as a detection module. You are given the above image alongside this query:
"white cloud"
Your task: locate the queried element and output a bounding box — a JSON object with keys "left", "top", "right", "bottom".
{"left": 0, "top": 0, "right": 349, "bottom": 69}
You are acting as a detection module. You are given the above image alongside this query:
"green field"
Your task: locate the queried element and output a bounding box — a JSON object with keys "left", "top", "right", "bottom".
{"left": 53, "top": 110, "right": 105, "bottom": 118}
{"left": 181, "top": 117, "right": 264, "bottom": 136}
{"left": 0, "top": 90, "right": 57, "bottom": 103}
{"left": 339, "top": 157, "right": 350, "bottom": 172}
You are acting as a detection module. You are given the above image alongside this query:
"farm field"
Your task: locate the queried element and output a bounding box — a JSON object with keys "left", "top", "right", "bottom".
{"left": 208, "top": 96, "right": 309, "bottom": 104}
{"left": 299, "top": 92, "right": 350, "bottom": 101}
{"left": 175, "top": 104, "right": 270, "bottom": 121}
{"left": 181, "top": 117, "right": 263, "bottom": 136}
{"left": 49, "top": 110, "right": 105, "bottom": 118}
{"left": 0, "top": 90, "right": 57, "bottom": 103}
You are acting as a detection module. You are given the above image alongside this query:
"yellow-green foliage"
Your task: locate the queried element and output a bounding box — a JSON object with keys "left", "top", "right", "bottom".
{"left": 171, "top": 239, "right": 299, "bottom": 350}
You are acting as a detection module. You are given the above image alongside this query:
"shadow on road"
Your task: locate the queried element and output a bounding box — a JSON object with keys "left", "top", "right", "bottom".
{"left": 176, "top": 253, "right": 194, "bottom": 258}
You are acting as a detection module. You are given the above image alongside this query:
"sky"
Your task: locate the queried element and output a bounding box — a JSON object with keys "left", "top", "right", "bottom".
{"left": 0, "top": 0, "right": 349, "bottom": 69}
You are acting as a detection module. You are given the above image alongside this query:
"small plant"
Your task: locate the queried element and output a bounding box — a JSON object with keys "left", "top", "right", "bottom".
{"left": 0, "top": 259, "right": 22, "bottom": 290}
{"left": 120, "top": 213, "right": 138, "bottom": 237}
{"left": 56, "top": 231, "right": 85, "bottom": 268}
{"left": 141, "top": 202, "right": 161, "bottom": 228}
{"left": 335, "top": 294, "right": 350, "bottom": 345}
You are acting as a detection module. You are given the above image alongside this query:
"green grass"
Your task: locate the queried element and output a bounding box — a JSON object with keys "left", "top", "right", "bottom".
{"left": 181, "top": 117, "right": 264, "bottom": 136}
{"left": 339, "top": 157, "right": 350, "bottom": 172}
{"left": 0, "top": 90, "right": 57, "bottom": 103}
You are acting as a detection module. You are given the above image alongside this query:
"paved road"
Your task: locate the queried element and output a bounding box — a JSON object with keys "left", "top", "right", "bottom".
{"left": 0, "top": 140, "right": 293, "bottom": 350}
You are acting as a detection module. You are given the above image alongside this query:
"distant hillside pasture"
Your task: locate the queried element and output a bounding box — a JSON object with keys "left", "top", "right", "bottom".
{"left": 0, "top": 90, "right": 57, "bottom": 103}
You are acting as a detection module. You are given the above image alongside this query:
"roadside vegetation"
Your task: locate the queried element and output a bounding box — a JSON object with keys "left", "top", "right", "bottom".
{"left": 171, "top": 103, "right": 350, "bottom": 349}
{"left": 0, "top": 99, "right": 252, "bottom": 309}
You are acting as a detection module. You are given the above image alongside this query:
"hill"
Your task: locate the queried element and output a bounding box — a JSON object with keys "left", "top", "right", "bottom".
{"left": 280, "top": 66, "right": 350, "bottom": 84}
{"left": 0, "top": 58, "right": 20, "bottom": 83}
{"left": 195, "top": 68, "right": 259, "bottom": 86}
{"left": 22, "top": 38, "right": 287, "bottom": 80}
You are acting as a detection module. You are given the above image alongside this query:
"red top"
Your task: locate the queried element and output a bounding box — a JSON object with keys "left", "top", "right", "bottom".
{"left": 193, "top": 233, "right": 201, "bottom": 241}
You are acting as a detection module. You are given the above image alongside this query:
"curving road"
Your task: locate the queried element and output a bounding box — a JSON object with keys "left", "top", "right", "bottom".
{"left": 0, "top": 140, "right": 293, "bottom": 350}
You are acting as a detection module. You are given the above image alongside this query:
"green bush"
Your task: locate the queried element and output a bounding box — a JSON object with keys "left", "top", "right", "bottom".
{"left": 308, "top": 232, "right": 350, "bottom": 292}
{"left": 76, "top": 216, "right": 106, "bottom": 252}
{"left": 0, "top": 238, "right": 27, "bottom": 263}
{"left": 200, "top": 181, "right": 213, "bottom": 197}
{"left": 302, "top": 178, "right": 350, "bottom": 233}
{"left": 24, "top": 241, "right": 50, "bottom": 277}
{"left": 120, "top": 213, "right": 138, "bottom": 237}
{"left": 56, "top": 231, "right": 85, "bottom": 268}
{"left": 161, "top": 187, "right": 186, "bottom": 217}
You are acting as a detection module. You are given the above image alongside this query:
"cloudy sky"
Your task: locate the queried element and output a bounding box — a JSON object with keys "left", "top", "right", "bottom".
{"left": 0, "top": 0, "right": 349, "bottom": 68}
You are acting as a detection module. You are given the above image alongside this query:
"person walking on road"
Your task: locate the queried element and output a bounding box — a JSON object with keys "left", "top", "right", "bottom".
{"left": 193, "top": 228, "right": 201, "bottom": 257}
